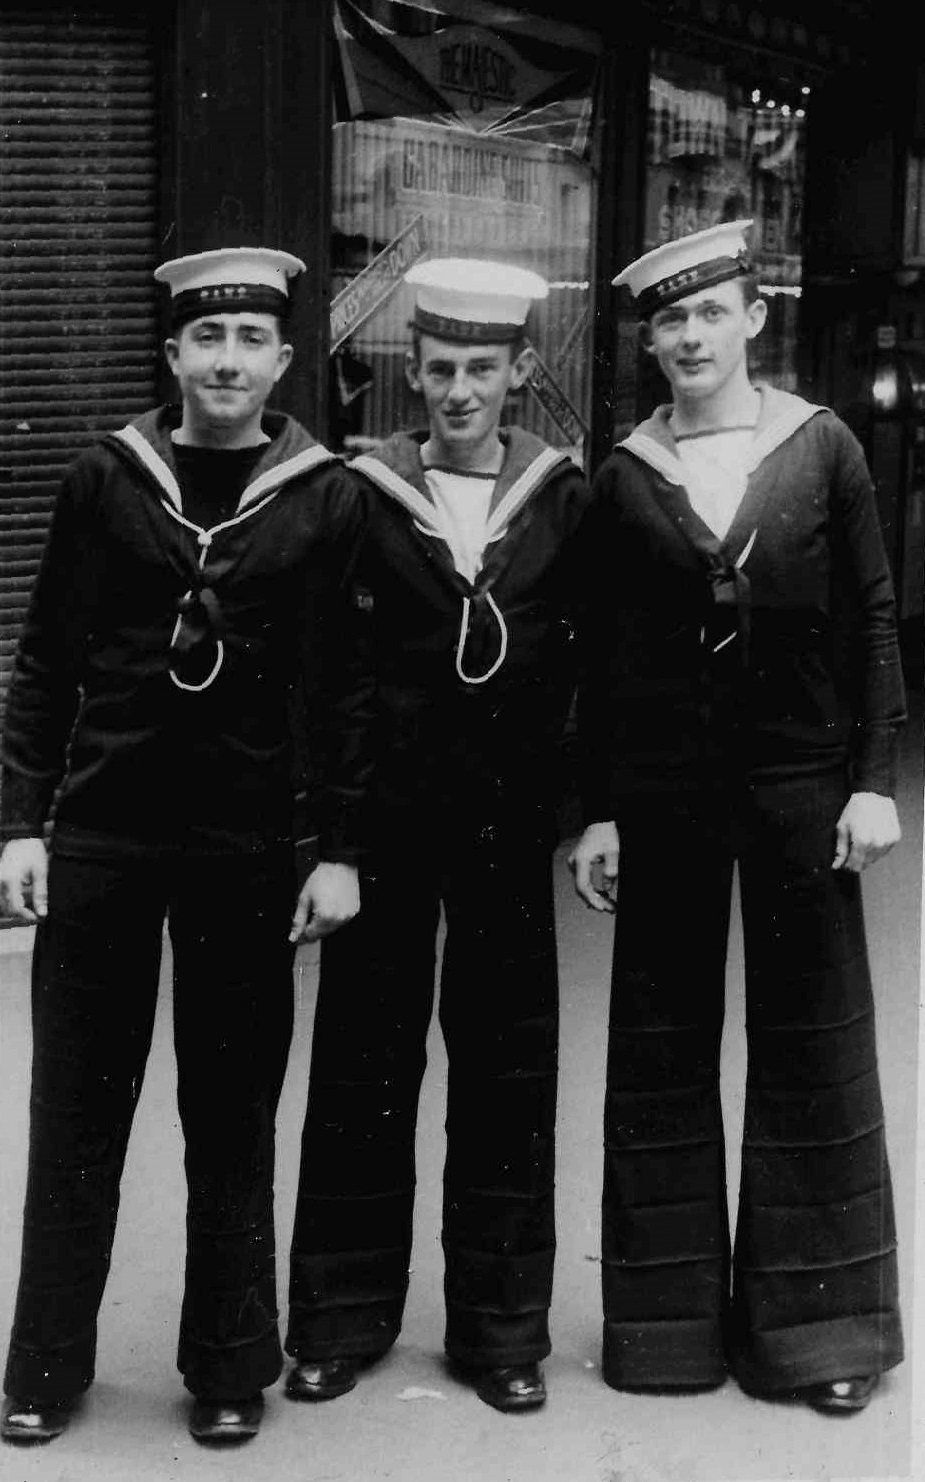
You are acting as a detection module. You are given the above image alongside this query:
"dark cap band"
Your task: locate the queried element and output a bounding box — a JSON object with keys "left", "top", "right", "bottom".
{"left": 170, "top": 282, "right": 290, "bottom": 331}
{"left": 413, "top": 306, "right": 524, "bottom": 344}
{"left": 636, "top": 251, "right": 753, "bottom": 317}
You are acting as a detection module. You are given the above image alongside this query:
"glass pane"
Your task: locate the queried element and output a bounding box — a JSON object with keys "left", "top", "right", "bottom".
{"left": 637, "top": 47, "right": 809, "bottom": 416}
{"left": 329, "top": 0, "right": 600, "bottom": 462}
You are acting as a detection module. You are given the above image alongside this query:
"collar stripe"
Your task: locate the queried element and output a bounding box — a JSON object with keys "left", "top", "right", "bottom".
{"left": 486, "top": 446, "right": 569, "bottom": 538}
{"left": 113, "top": 425, "right": 336, "bottom": 523}
{"left": 620, "top": 401, "right": 826, "bottom": 482}
{"left": 354, "top": 447, "right": 567, "bottom": 569}
{"left": 352, "top": 455, "right": 443, "bottom": 531}
{"left": 113, "top": 424, "right": 183, "bottom": 508}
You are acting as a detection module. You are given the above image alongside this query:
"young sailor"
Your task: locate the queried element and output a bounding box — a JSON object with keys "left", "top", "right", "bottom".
{"left": 570, "top": 221, "right": 906, "bottom": 1412}
{"left": 286, "top": 258, "right": 591, "bottom": 1413}
{"left": 0, "top": 248, "right": 373, "bottom": 1446}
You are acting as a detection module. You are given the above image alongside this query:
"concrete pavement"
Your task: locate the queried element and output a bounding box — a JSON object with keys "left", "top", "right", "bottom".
{"left": 0, "top": 715, "right": 921, "bottom": 1482}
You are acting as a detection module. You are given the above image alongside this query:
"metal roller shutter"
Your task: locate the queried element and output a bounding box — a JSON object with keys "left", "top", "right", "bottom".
{"left": 0, "top": 5, "right": 159, "bottom": 722}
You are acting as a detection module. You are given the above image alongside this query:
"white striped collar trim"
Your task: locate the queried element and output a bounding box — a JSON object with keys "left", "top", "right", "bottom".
{"left": 353, "top": 455, "right": 470, "bottom": 571}
{"left": 113, "top": 424, "right": 183, "bottom": 508}
{"left": 351, "top": 455, "right": 444, "bottom": 534}
{"left": 619, "top": 431, "right": 685, "bottom": 485}
{"left": 113, "top": 426, "right": 336, "bottom": 515}
{"left": 746, "top": 400, "right": 824, "bottom": 470}
{"left": 355, "top": 446, "right": 567, "bottom": 540}
{"left": 621, "top": 400, "right": 826, "bottom": 483}
{"left": 237, "top": 444, "right": 336, "bottom": 509}
{"left": 486, "top": 446, "right": 568, "bottom": 540}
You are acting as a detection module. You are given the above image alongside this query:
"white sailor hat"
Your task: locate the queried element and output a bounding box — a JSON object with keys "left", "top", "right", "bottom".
{"left": 154, "top": 246, "right": 306, "bottom": 329}
{"left": 614, "top": 220, "right": 754, "bottom": 316}
{"left": 406, "top": 257, "right": 548, "bottom": 343}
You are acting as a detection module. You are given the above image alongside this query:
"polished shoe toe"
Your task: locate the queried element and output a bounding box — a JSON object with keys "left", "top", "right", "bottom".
{"left": 474, "top": 1363, "right": 547, "bottom": 1413}
{"left": 1, "top": 1396, "right": 71, "bottom": 1445}
{"left": 801, "top": 1375, "right": 879, "bottom": 1414}
{"left": 285, "top": 1358, "right": 358, "bottom": 1402}
{"left": 188, "top": 1393, "right": 264, "bottom": 1443}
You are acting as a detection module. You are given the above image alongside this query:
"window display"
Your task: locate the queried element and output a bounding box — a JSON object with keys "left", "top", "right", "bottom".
{"left": 643, "top": 48, "right": 808, "bottom": 398}
{"left": 329, "top": 0, "right": 600, "bottom": 460}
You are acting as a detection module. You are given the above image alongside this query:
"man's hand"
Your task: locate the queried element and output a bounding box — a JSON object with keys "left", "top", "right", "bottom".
{"left": 289, "top": 862, "right": 361, "bottom": 943}
{"left": 0, "top": 837, "right": 49, "bottom": 922}
{"left": 832, "top": 792, "right": 901, "bottom": 873}
{"left": 568, "top": 820, "right": 619, "bottom": 912}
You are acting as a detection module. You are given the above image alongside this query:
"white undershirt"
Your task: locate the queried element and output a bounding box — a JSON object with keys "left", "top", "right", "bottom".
{"left": 675, "top": 428, "right": 755, "bottom": 539}
{"left": 424, "top": 467, "right": 496, "bottom": 582}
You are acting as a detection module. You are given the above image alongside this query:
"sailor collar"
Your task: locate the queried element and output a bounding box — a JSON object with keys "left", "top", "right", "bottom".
{"left": 620, "top": 384, "right": 826, "bottom": 487}
{"left": 353, "top": 428, "right": 572, "bottom": 687}
{"left": 352, "top": 428, "right": 570, "bottom": 576}
{"left": 111, "top": 416, "right": 337, "bottom": 529}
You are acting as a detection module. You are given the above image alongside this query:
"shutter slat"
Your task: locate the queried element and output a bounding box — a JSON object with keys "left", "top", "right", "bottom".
{"left": 0, "top": 4, "right": 158, "bottom": 735}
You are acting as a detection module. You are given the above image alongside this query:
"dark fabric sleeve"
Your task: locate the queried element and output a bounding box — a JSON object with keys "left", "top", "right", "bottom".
{"left": 1, "top": 458, "right": 103, "bottom": 842}
{"left": 556, "top": 465, "right": 595, "bottom": 633}
{"left": 574, "top": 463, "right": 623, "bottom": 826}
{"left": 296, "top": 466, "right": 376, "bottom": 867}
{"left": 829, "top": 419, "right": 907, "bottom": 796}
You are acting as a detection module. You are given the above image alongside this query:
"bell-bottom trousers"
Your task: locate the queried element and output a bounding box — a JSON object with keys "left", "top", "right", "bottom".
{"left": 601, "top": 769, "right": 903, "bottom": 1392}
{"left": 4, "top": 846, "right": 295, "bottom": 1404}
{"left": 287, "top": 825, "right": 559, "bottom": 1369}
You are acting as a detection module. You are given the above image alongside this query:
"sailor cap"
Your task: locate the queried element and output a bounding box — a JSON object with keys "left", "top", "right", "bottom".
{"left": 406, "top": 257, "right": 548, "bottom": 343}
{"left": 614, "top": 220, "right": 754, "bottom": 317}
{"left": 155, "top": 247, "right": 306, "bottom": 330}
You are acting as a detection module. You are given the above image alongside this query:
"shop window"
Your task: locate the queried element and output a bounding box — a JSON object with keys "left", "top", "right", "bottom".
{"left": 329, "top": 0, "right": 600, "bottom": 461}
{"left": 638, "top": 48, "right": 809, "bottom": 415}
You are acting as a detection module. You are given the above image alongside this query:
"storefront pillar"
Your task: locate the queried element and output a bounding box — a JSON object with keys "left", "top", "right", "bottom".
{"left": 159, "top": 0, "right": 335, "bottom": 432}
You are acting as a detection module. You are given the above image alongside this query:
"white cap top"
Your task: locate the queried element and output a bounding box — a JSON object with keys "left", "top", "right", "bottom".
{"left": 614, "top": 220, "right": 754, "bottom": 312}
{"left": 154, "top": 247, "right": 306, "bottom": 297}
{"left": 406, "top": 257, "right": 548, "bottom": 341}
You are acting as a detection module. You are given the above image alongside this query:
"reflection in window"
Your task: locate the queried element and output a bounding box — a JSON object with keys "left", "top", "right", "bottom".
{"left": 329, "top": 0, "right": 599, "bottom": 461}
{"left": 640, "top": 49, "right": 808, "bottom": 410}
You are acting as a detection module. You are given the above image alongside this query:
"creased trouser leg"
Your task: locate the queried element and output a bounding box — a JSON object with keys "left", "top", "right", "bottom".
{"left": 732, "top": 773, "right": 903, "bottom": 1390}
{"left": 171, "top": 847, "right": 295, "bottom": 1400}
{"left": 440, "top": 839, "right": 559, "bottom": 1368}
{"left": 4, "top": 855, "right": 164, "bottom": 1404}
{"left": 601, "top": 801, "right": 733, "bottom": 1388}
{"left": 286, "top": 872, "right": 440, "bottom": 1361}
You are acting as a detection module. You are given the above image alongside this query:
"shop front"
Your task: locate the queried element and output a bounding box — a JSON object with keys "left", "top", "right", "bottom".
{"left": 323, "top": 0, "right": 821, "bottom": 456}
{"left": 2, "top": 0, "right": 920, "bottom": 733}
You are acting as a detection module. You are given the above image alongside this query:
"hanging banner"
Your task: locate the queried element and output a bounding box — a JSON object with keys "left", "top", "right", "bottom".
{"left": 330, "top": 213, "right": 428, "bottom": 352}
{"left": 390, "top": 25, "right": 565, "bottom": 132}
{"left": 334, "top": 0, "right": 597, "bottom": 143}
{"left": 523, "top": 340, "right": 588, "bottom": 450}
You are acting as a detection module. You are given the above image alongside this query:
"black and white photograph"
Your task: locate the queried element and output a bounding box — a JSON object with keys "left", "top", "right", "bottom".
{"left": 0, "top": 3, "right": 922, "bottom": 1480}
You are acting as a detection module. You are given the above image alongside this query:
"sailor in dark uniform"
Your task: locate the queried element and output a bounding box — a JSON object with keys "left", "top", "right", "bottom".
{"left": 286, "top": 258, "right": 591, "bottom": 1413}
{"left": 570, "top": 221, "right": 906, "bottom": 1413}
{"left": 0, "top": 248, "right": 373, "bottom": 1446}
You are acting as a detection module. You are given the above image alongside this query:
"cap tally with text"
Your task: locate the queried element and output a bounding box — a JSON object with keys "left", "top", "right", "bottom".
{"left": 614, "top": 220, "right": 754, "bottom": 317}
{"left": 406, "top": 257, "right": 548, "bottom": 343}
{"left": 154, "top": 247, "right": 306, "bottom": 330}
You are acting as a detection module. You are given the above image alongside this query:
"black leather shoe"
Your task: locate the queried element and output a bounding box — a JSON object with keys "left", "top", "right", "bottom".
{"left": 188, "top": 1393, "right": 263, "bottom": 1443}
{"left": 285, "top": 1358, "right": 358, "bottom": 1402}
{"left": 473, "top": 1363, "right": 547, "bottom": 1413}
{"left": 1, "top": 1396, "right": 71, "bottom": 1444}
{"left": 800, "top": 1374, "right": 879, "bottom": 1414}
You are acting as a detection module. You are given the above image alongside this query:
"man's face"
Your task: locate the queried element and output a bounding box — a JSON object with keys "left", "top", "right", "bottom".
{"left": 643, "top": 278, "right": 767, "bottom": 402}
{"left": 405, "top": 334, "right": 529, "bottom": 460}
{"left": 164, "top": 312, "right": 293, "bottom": 442}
